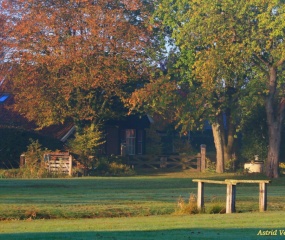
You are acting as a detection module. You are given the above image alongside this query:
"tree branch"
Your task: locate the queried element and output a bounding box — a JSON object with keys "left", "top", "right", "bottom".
{"left": 252, "top": 54, "right": 269, "bottom": 75}
{"left": 274, "top": 58, "right": 285, "bottom": 68}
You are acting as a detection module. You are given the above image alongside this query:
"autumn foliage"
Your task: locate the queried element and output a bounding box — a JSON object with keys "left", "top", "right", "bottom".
{"left": 1, "top": 0, "right": 152, "bottom": 127}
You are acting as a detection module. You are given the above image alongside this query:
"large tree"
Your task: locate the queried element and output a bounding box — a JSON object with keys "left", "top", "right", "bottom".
{"left": 246, "top": 1, "right": 285, "bottom": 178}
{"left": 130, "top": 0, "right": 251, "bottom": 173}
{"left": 1, "top": 0, "right": 152, "bottom": 127}
{"left": 139, "top": 0, "right": 285, "bottom": 177}
{"left": 186, "top": 0, "right": 285, "bottom": 178}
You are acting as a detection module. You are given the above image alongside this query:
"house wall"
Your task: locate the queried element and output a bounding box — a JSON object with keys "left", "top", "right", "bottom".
{"left": 104, "top": 126, "right": 147, "bottom": 156}
{"left": 105, "top": 126, "right": 120, "bottom": 155}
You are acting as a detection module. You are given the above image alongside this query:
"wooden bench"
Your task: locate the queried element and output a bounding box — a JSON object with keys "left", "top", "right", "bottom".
{"left": 192, "top": 179, "right": 271, "bottom": 214}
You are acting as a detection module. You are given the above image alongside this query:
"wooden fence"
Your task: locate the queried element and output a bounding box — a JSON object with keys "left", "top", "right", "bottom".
{"left": 44, "top": 152, "right": 72, "bottom": 176}
{"left": 128, "top": 145, "right": 206, "bottom": 172}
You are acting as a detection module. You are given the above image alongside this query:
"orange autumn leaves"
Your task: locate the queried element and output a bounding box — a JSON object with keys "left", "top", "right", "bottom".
{"left": 1, "top": 0, "right": 152, "bottom": 127}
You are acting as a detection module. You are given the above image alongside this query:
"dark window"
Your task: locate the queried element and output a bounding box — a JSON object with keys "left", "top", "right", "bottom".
{"left": 126, "top": 129, "right": 136, "bottom": 155}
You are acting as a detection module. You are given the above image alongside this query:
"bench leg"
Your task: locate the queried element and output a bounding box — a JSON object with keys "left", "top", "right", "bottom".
{"left": 197, "top": 181, "right": 204, "bottom": 211}
{"left": 226, "top": 184, "right": 236, "bottom": 213}
{"left": 259, "top": 183, "right": 267, "bottom": 212}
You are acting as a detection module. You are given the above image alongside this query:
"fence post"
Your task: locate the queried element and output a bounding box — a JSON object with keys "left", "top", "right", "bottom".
{"left": 196, "top": 153, "right": 201, "bottom": 172}
{"left": 200, "top": 144, "right": 206, "bottom": 172}
{"left": 20, "top": 154, "right": 26, "bottom": 167}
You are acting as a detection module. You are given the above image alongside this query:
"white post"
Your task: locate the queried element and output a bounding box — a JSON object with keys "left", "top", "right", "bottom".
{"left": 226, "top": 184, "right": 236, "bottom": 213}
{"left": 259, "top": 182, "right": 267, "bottom": 212}
{"left": 197, "top": 181, "right": 204, "bottom": 211}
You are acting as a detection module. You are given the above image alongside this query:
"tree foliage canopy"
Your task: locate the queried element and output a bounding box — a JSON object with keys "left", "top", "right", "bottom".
{"left": 1, "top": 0, "right": 153, "bottom": 127}
{"left": 131, "top": 0, "right": 285, "bottom": 176}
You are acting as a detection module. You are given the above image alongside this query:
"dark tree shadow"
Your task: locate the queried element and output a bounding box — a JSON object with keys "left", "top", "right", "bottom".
{"left": 1, "top": 228, "right": 282, "bottom": 240}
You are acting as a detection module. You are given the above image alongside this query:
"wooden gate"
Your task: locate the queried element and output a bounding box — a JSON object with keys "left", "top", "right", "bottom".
{"left": 44, "top": 152, "right": 72, "bottom": 176}
{"left": 128, "top": 145, "right": 206, "bottom": 172}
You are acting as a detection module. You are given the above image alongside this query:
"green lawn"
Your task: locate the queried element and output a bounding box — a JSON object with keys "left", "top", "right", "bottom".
{"left": 0, "top": 171, "right": 285, "bottom": 239}
{"left": 1, "top": 213, "right": 285, "bottom": 239}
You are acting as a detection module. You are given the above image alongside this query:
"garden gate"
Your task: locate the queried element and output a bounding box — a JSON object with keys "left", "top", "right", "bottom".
{"left": 44, "top": 152, "right": 72, "bottom": 176}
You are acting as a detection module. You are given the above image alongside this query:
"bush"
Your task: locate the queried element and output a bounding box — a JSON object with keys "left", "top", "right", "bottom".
{"left": 95, "top": 157, "right": 110, "bottom": 173}
{"left": 108, "top": 162, "right": 135, "bottom": 176}
{"left": 0, "top": 168, "right": 70, "bottom": 179}
{"left": 93, "top": 157, "right": 135, "bottom": 176}
{"left": 206, "top": 158, "right": 216, "bottom": 172}
{"left": 67, "top": 124, "right": 105, "bottom": 170}
{"left": 0, "top": 168, "right": 20, "bottom": 178}
{"left": 21, "top": 139, "right": 48, "bottom": 178}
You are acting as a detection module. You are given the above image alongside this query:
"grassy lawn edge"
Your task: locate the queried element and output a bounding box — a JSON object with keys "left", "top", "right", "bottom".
{"left": 0, "top": 212, "right": 285, "bottom": 239}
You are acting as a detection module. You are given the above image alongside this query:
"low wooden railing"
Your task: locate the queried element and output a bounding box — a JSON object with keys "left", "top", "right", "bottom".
{"left": 128, "top": 155, "right": 198, "bottom": 170}
{"left": 192, "top": 179, "right": 271, "bottom": 213}
{"left": 127, "top": 145, "right": 207, "bottom": 172}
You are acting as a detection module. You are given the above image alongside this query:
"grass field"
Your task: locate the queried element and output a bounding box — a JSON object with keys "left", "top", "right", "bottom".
{"left": 1, "top": 213, "right": 285, "bottom": 239}
{"left": 0, "top": 170, "right": 285, "bottom": 239}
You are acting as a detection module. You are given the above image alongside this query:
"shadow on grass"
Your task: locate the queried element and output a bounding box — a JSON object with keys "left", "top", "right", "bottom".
{"left": 1, "top": 228, "right": 283, "bottom": 240}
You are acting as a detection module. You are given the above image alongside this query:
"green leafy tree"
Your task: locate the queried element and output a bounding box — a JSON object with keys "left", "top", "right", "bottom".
{"left": 133, "top": 0, "right": 285, "bottom": 178}
{"left": 131, "top": 0, "right": 250, "bottom": 173}
{"left": 67, "top": 124, "right": 105, "bottom": 170}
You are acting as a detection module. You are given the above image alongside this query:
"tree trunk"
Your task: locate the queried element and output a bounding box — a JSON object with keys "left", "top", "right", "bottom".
{"left": 266, "top": 122, "right": 281, "bottom": 178}
{"left": 212, "top": 122, "right": 224, "bottom": 173}
{"left": 265, "top": 67, "right": 285, "bottom": 178}
{"left": 223, "top": 117, "right": 236, "bottom": 169}
{"left": 212, "top": 112, "right": 237, "bottom": 173}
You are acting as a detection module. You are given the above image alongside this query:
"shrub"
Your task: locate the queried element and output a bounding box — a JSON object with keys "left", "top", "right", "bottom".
{"left": 206, "top": 158, "right": 216, "bottom": 172}
{"left": 21, "top": 139, "right": 47, "bottom": 178}
{"left": 93, "top": 157, "right": 135, "bottom": 176}
{"left": 108, "top": 162, "right": 135, "bottom": 176}
{"left": 0, "top": 168, "right": 20, "bottom": 178}
{"left": 67, "top": 124, "right": 105, "bottom": 170}
{"left": 95, "top": 157, "right": 110, "bottom": 173}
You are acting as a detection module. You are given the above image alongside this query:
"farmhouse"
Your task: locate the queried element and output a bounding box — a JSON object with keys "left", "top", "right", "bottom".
{"left": 0, "top": 91, "right": 208, "bottom": 173}
{"left": 0, "top": 93, "right": 153, "bottom": 155}
{"left": 103, "top": 114, "right": 153, "bottom": 156}
{"left": 40, "top": 114, "right": 153, "bottom": 156}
